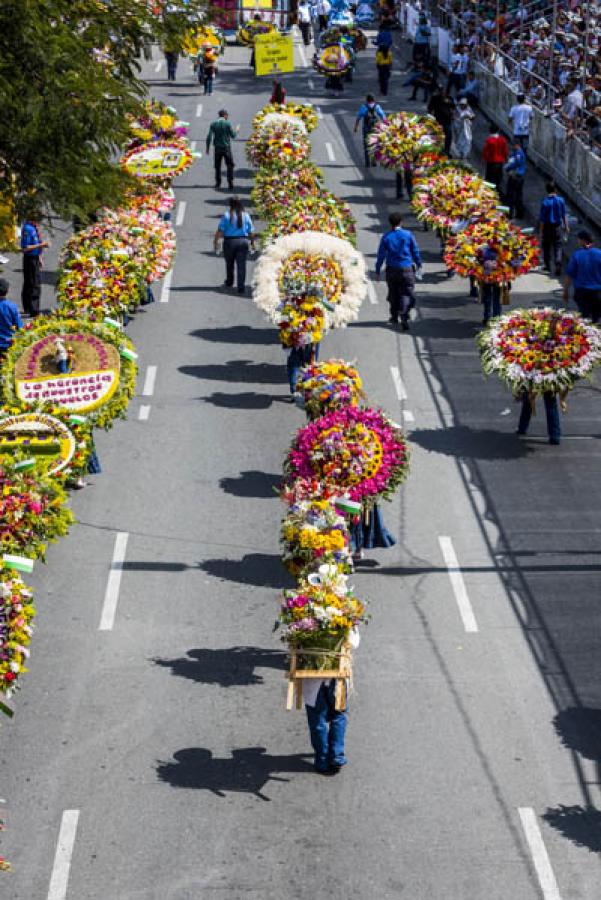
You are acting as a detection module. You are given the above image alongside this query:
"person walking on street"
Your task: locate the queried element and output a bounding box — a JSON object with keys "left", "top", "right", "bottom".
{"left": 538, "top": 182, "right": 568, "bottom": 276}
{"left": 412, "top": 14, "right": 431, "bottom": 63}
{"left": 203, "top": 49, "right": 218, "bottom": 96}
{"left": 504, "top": 139, "right": 526, "bottom": 218}
{"left": 0, "top": 278, "right": 22, "bottom": 361}
{"left": 298, "top": 0, "right": 312, "bottom": 45}
{"left": 271, "top": 79, "right": 286, "bottom": 103}
{"left": 354, "top": 95, "right": 386, "bottom": 167}
{"left": 447, "top": 43, "right": 466, "bottom": 96}
{"left": 564, "top": 231, "right": 601, "bottom": 322}
{"left": 479, "top": 244, "right": 502, "bottom": 325}
{"left": 214, "top": 196, "right": 256, "bottom": 294}
{"left": 517, "top": 392, "right": 561, "bottom": 445}
{"left": 376, "top": 44, "right": 393, "bottom": 96}
{"left": 206, "top": 109, "right": 238, "bottom": 190}
{"left": 482, "top": 123, "right": 508, "bottom": 193}
{"left": 375, "top": 212, "right": 422, "bottom": 330}
{"left": 452, "top": 97, "right": 475, "bottom": 159}
{"left": 163, "top": 48, "right": 179, "bottom": 81}
{"left": 20, "top": 217, "right": 47, "bottom": 317}
{"left": 428, "top": 87, "right": 455, "bottom": 155}
{"left": 508, "top": 93, "right": 533, "bottom": 148}
{"left": 315, "top": 0, "right": 331, "bottom": 32}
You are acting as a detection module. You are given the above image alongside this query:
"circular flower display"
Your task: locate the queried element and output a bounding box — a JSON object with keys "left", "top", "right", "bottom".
{"left": 313, "top": 43, "right": 353, "bottom": 75}
{"left": 284, "top": 406, "right": 410, "bottom": 506}
{"left": 444, "top": 216, "right": 540, "bottom": 283}
{"left": 120, "top": 139, "right": 194, "bottom": 180}
{"left": 367, "top": 113, "right": 444, "bottom": 168}
{"left": 254, "top": 112, "right": 308, "bottom": 134}
{"left": 319, "top": 25, "right": 367, "bottom": 50}
{"left": 237, "top": 20, "right": 276, "bottom": 45}
{"left": 477, "top": 308, "right": 601, "bottom": 396}
{"left": 411, "top": 163, "right": 498, "bottom": 230}
{"left": 128, "top": 100, "right": 188, "bottom": 146}
{"left": 277, "top": 291, "right": 326, "bottom": 348}
{"left": 1, "top": 316, "right": 137, "bottom": 430}
{"left": 0, "top": 565, "right": 35, "bottom": 699}
{"left": 253, "top": 231, "right": 367, "bottom": 328}
{"left": 246, "top": 121, "right": 311, "bottom": 169}
{"left": 182, "top": 24, "right": 225, "bottom": 56}
{"left": 281, "top": 499, "right": 353, "bottom": 579}
{"left": 297, "top": 359, "right": 363, "bottom": 418}
{"left": 253, "top": 102, "right": 318, "bottom": 132}
{"left": 261, "top": 192, "right": 357, "bottom": 246}
{"left": 0, "top": 403, "right": 92, "bottom": 481}
{"left": 250, "top": 162, "right": 323, "bottom": 220}
{"left": 0, "top": 455, "right": 73, "bottom": 559}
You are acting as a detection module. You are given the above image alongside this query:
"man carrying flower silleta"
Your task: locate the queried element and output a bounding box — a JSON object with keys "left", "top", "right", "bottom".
{"left": 375, "top": 212, "right": 422, "bottom": 330}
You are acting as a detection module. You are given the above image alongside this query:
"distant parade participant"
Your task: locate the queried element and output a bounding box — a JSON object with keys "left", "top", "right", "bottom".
{"left": 214, "top": 196, "right": 256, "bottom": 294}
{"left": 20, "top": 215, "right": 48, "bottom": 317}
{"left": 564, "top": 231, "right": 601, "bottom": 323}
{"left": 354, "top": 94, "right": 386, "bottom": 167}
{"left": 375, "top": 212, "right": 422, "bottom": 330}
{"left": 0, "top": 277, "right": 22, "bottom": 361}
{"left": 539, "top": 182, "right": 568, "bottom": 277}
{"left": 206, "top": 109, "right": 239, "bottom": 190}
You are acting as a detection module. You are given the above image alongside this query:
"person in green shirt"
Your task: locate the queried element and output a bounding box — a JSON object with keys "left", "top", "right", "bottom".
{"left": 206, "top": 109, "right": 239, "bottom": 190}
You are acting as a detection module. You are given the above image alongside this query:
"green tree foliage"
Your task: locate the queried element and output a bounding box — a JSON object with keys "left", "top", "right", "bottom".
{"left": 0, "top": 0, "right": 206, "bottom": 224}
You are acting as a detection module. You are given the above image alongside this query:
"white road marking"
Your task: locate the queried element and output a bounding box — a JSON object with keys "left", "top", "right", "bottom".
{"left": 315, "top": 106, "right": 322, "bottom": 118}
{"left": 160, "top": 269, "right": 173, "bottom": 303}
{"left": 47, "top": 810, "right": 80, "bottom": 900}
{"left": 138, "top": 405, "right": 151, "bottom": 421}
{"left": 308, "top": 77, "right": 315, "bottom": 89}
{"left": 154, "top": 60, "right": 162, "bottom": 73}
{"left": 390, "top": 366, "right": 407, "bottom": 401}
{"left": 438, "top": 536, "right": 479, "bottom": 634}
{"left": 367, "top": 281, "right": 377, "bottom": 304}
{"left": 298, "top": 44, "right": 308, "bottom": 67}
{"left": 325, "top": 142, "right": 335, "bottom": 162}
{"left": 518, "top": 808, "right": 562, "bottom": 900}
{"left": 175, "top": 201, "right": 187, "bottom": 227}
{"left": 142, "top": 365, "right": 157, "bottom": 397}
{"left": 196, "top": 102, "right": 203, "bottom": 118}
{"left": 403, "top": 410, "right": 415, "bottom": 424}
{"left": 190, "top": 140, "right": 197, "bottom": 151}
{"left": 99, "top": 532, "right": 129, "bottom": 631}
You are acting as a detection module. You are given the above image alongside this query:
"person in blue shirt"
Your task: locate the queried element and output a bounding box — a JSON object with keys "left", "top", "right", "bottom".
{"left": 413, "top": 15, "right": 431, "bottom": 63}
{"left": 20, "top": 218, "right": 48, "bottom": 316}
{"left": 564, "top": 231, "right": 601, "bottom": 323}
{"left": 0, "top": 278, "right": 22, "bottom": 359}
{"left": 353, "top": 95, "right": 386, "bottom": 167}
{"left": 504, "top": 140, "right": 526, "bottom": 219}
{"left": 538, "top": 182, "right": 568, "bottom": 276}
{"left": 214, "top": 196, "right": 256, "bottom": 294}
{"left": 375, "top": 212, "right": 422, "bottom": 330}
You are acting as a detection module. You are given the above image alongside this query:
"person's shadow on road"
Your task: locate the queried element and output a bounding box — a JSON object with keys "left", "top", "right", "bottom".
{"left": 157, "top": 747, "right": 313, "bottom": 801}
{"left": 153, "top": 646, "right": 287, "bottom": 687}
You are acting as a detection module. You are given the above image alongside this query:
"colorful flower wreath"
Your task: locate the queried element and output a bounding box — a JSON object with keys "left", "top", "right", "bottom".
{"left": 0, "top": 565, "right": 35, "bottom": 700}
{"left": 367, "top": 113, "right": 444, "bottom": 168}
{"left": 237, "top": 20, "right": 276, "bottom": 45}
{"left": 1, "top": 316, "right": 138, "bottom": 430}
{"left": 128, "top": 100, "right": 188, "bottom": 146}
{"left": 277, "top": 291, "right": 326, "bottom": 348}
{"left": 0, "top": 402, "right": 92, "bottom": 482}
{"left": 297, "top": 359, "right": 363, "bottom": 418}
{"left": 182, "top": 24, "right": 225, "bottom": 56}
{"left": 281, "top": 499, "right": 353, "bottom": 579}
{"left": 253, "top": 231, "right": 367, "bottom": 328}
{"left": 313, "top": 43, "right": 354, "bottom": 76}
{"left": 254, "top": 112, "right": 308, "bottom": 135}
{"left": 120, "top": 138, "right": 194, "bottom": 180}
{"left": 411, "top": 164, "right": 498, "bottom": 230}
{"left": 0, "top": 455, "right": 73, "bottom": 560}
{"left": 444, "top": 217, "right": 540, "bottom": 283}
{"left": 246, "top": 122, "right": 311, "bottom": 169}
{"left": 253, "top": 103, "right": 319, "bottom": 132}
{"left": 477, "top": 308, "right": 601, "bottom": 396}
{"left": 284, "top": 406, "right": 410, "bottom": 506}
{"left": 250, "top": 162, "right": 323, "bottom": 220}
{"left": 261, "top": 192, "right": 357, "bottom": 246}
{"left": 125, "top": 186, "right": 176, "bottom": 217}
{"left": 319, "top": 25, "right": 367, "bottom": 50}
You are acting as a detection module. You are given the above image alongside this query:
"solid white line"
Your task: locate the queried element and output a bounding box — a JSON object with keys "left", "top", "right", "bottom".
{"left": 438, "top": 536, "right": 479, "bottom": 633}
{"left": 190, "top": 140, "right": 197, "bottom": 151}
{"left": 390, "top": 366, "right": 407, "bottom": 401}
{"left": 47, "top": 810, "right": 80, "bottom": 900}
{"left": 403, "top": 410, "right": 415, "bottom": 424}
{"left": 175, "top": 201, "right": 186, "bottom": 227}
{"left": 142, "top": 365, "right": 157, "bottom": 397}
{"left": 160, "top": 269, "right": 173, "bottom": 303}
{"left": 518, "top": 808, "right": 562, "bottom": 900}
{"left": 138, "top": 405, "right": 151, "bottom": 421}
{"left": 298, "top": 44, "right": 308, "bottom": 67}
{"left": 367, "top": 281, "right": 377, "bottom": 304}
{"left": 99, "top": 532, "right": 129, "bottom": 631}
{"left": 325, "top": 142, "right": 335, "bottom": 162}
{"left": 154, "top": 60, "right": 162, "bottom": 73}
{"left": 196, "top": 102, "right": 203, "bottom": 118}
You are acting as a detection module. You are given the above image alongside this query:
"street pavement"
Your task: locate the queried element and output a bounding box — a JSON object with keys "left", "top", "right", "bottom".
{"left": 0, "top": 33, "right": 600, "bottom": 900}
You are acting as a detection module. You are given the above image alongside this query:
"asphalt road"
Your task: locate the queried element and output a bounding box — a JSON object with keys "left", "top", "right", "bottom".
{"left": 1, "top": 34, "right": 600, "bottom": 900}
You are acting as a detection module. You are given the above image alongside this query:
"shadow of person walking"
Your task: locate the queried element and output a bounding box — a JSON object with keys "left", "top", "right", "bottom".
{"left": 153, "top": 646, "right": 287, "bottom": 687}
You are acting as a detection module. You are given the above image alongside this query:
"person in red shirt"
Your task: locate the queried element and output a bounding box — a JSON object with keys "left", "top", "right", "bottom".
{"left": 482, "top": 123, "right": 508, "bottom": 193}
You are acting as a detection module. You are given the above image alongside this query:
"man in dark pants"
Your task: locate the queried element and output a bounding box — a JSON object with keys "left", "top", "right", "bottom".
{"left": 427, "top": 87, "right": 454, "bottom": 156}
{"left": 0, "top": 277, "right": 23, "bottom": 361}
{"left": 504, "top": 139, "right": 526, "bottom": 218}
{"left": 375, "top": 212, "right": 422, "bottom": 330}
{"left": 20, "top": 218, "right": 48, "bottom": 317}
{"left": 353, "top": 95, "right": 386, "bottom": 167}
{"left": 564, "top": 230, "right": 601, "bottom": 322}
{"left": 482, "top": 123, "right": 508, "bottom": 193}
{"left": 206, "top": 109, "right": 238, "bottom": 190}
{"left": 517, "top": 392, "right": 561, "bottom": 445}
{"left": 538, "top": 182, "right": 567, "bottom": 277}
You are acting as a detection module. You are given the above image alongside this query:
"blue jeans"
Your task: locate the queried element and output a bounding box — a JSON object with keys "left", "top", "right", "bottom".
{"left": 482, "top": 283, "right": 501, "bottom": 323}
{"left": 305, "top": 681, "right": 347, "bottom": 771}
{"left": 518, "top": 392, "right": 561, "bottom": 443}
{"left": 287, "top": 343, "right": 319, "bottom": 394}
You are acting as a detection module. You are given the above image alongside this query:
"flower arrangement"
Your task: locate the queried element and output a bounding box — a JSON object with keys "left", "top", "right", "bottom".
{"left": 281, "top": 499, "right": 353, "bottom": 578}
{"left": 250, "top": 162, "right": 323, "bottom": 220}
{"left": 128, "top": 100, "right": 188, "bottom": 146}
{"left": 120, "top": 138, "right": 194, "bottom": 180}
{"left": 1, "top": 315, "right": 138, "bottom": 430}
{"left": 261, "top": 192, "right": 357, "bottom": 246}
{"left": 367, "top": 113, "right": 444, "bottom": 168}
{"left": 444, "top": 216, "right": 540, "bottom": 283}
{"left": 254, "top": 112, "right": 308, "bottom": 135}
{"left": 252, "top": 231, "right": 367, "bottom": 328}
{"left": 477, "top": 308, "right": 601, "bottom": 396}
{"left": 253, "top": 103, "right": 319, "bottom": 132}
{"left": 237, "top": 20, "right": 276, "bottom": 45}
{"left": 313, "top": 43, "right": 354, "bottom": 75}
{"left": 411, "top": 164, "right": 498, "bottom": 230}
{"left": 0, "top": 402, "right": 92, "bottom": 482}
{"left": 0, "top": 455, "right": 73, "bottom": 560}
{"left": 182, "top": 24, "right": 225, "bottom": 56}
{"left": 297, "top": 359, "right": 363, "bottom": 418}
{"left": 284, "top": 406, "right": 410, "bottom": 507}
{"left": 125, "top": 186, "right": 176, "bottom": 217}
{"left": 246, "top": 121, "right": 311, "bottom": 169}
{"left": 0, "top": 565, "right": 35, "bottom": 700}
{"left": 320, "top": 25, "right": 367, "bottom": 50}
{"left": 277, "top": 291, "right": 326, "bottom": 348}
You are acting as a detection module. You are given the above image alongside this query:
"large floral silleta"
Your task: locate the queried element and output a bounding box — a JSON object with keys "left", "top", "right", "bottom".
{"left": 0, "top": 564, "right": 35, "bottom": 702}
{"left": 444, "top": 216, "right": 540, "bottom": 283}
{"left": 411, "top": 163, "right": 498, "bottom": 230}
{"left": 367, "top": 113, "right": 443, "bottom": 168}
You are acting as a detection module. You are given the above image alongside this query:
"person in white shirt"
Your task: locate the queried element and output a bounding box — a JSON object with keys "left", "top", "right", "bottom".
{"left": 297, "top": 0, "right": 312, "bottom": 45}
{"left": 508, "top": 93, "right": 533, "bottom": 148}
{"left": 564, "top": 85, "right": 584, "bottom": 120}
{"left": 314, "top": 0, "right": 331, "bottom": 31}
{"left": 447, "top": 43, "right": 464, "bottom": 96}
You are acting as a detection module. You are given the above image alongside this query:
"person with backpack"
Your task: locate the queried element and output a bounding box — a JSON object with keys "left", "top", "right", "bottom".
{"left": 375, "top": 44, "right": 393, "bottom": 96}
{"left": 538, "top": 182, "right": 568, "bottom": 277}
{"left": 353, "top": 95, "right": 386, "bottom": 167}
